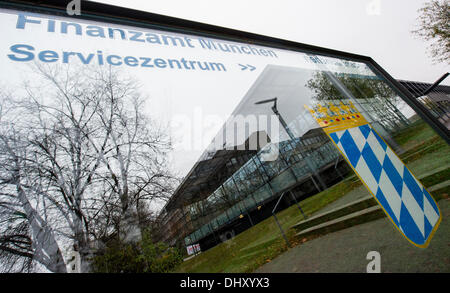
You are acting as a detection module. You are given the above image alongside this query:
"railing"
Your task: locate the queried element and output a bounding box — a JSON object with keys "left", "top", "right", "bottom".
{"left": 184, "top": 140, "right": 340, "bottom": 245}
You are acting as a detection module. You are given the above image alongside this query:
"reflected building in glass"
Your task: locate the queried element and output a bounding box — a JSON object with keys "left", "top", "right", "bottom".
{"left": 155, "top": 62, "right": 446, "bottom": 251}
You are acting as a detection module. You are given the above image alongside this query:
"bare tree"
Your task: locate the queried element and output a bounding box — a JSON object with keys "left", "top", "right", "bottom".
{"left": 0, "top": 96, "right": 66, "bottom": 273}
{"left": 0, "top": 64, "right": 176, "bottom": 272}
{"left": 89, "top": 69, "right": 174, "bottom": 244}
{"left": 412, "top": 0, "right": 450, "bottom": 64}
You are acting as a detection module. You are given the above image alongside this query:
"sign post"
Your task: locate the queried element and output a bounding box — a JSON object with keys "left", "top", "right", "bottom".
{"left": 306, "top": 100, "right": 441, "bottom": 248}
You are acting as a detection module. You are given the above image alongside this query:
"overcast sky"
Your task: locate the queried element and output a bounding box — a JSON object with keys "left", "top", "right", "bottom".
{"left": 97, "top": 0, "right": 449, "bottom": 85}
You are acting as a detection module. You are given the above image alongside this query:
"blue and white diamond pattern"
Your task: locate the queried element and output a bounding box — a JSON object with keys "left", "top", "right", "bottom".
{"left": 329, "top": 124, "right": 441, "bottom": 246}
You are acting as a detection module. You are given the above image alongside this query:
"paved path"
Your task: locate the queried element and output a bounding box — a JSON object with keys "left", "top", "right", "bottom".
{"left": 256, "top": 198, "right": 450, "bottom": 273}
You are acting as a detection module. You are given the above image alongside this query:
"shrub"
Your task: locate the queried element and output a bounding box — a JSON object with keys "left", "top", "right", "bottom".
{"left": 92, "top": 230, "right": 183, "bottom": 273}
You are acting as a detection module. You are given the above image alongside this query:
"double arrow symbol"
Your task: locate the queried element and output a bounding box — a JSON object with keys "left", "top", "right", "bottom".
{"left": 238, "top": 64, "right": 256, "bottom": 71}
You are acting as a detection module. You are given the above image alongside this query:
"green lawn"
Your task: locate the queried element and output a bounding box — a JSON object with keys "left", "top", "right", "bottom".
{"left": 395, "top": 119, "right": 450, "bottom": 177}
{"left": 174, "top": 177, "right": 361, "bottom": 273}
{"left": 393, "top": 118, "right": 439, "bottom": 150}
{"left": 174, "top": 119, "right": 450, "bottom": 273}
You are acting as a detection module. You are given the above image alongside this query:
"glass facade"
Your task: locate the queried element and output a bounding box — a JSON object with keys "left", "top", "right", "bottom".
{"left": 184, "top": 134, "right": 340, "bottom": 245}
{"left": 179, "top": 60, "right": 448, "bottom": 249}
{"left": 0, "top": 2, "right": 447, "bottom": 253}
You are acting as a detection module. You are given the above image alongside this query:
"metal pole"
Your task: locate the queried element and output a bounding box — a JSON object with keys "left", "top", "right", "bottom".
{"left": 420, "top": 73, "right": 449, "bottom": 97}
{"left": 271, "top": 104, "right": 327, "bottom": 191}
{"left": 334, "top": 156, "right": 345, "bottom": 180}
{"left": 289, "top": 190, "right": 306, "bottom": 219}
{"left": 272, "top": 192, "right": 291, "bottom": 247}
{"left": 273, "top": 214, "right": 290, "bottom": 247}
{"left": 247, "top": 211, "right": 254, "bottom": 226}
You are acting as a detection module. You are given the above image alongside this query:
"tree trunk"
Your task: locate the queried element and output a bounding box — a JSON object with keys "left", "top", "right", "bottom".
{"left": 120, "top": 205, "right": 142, "bottom": 243}
{"left": 15, "top": 177, "right": 67, "bottom": 273}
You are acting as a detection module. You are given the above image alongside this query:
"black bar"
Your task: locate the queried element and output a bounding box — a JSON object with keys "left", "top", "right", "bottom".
{"left": 0, "top": 0, "right": 374, "bottom": 63}
{"left": 421, "top": 72, "right": 449, "bottom": 97}
{"left": 367, "top": 59, "right": 450, "bottom": 145}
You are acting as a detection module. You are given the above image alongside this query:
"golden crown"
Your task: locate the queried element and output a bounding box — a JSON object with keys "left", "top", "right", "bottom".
{"left": 305, "top": 100, "right": 367, "bottom": 130}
